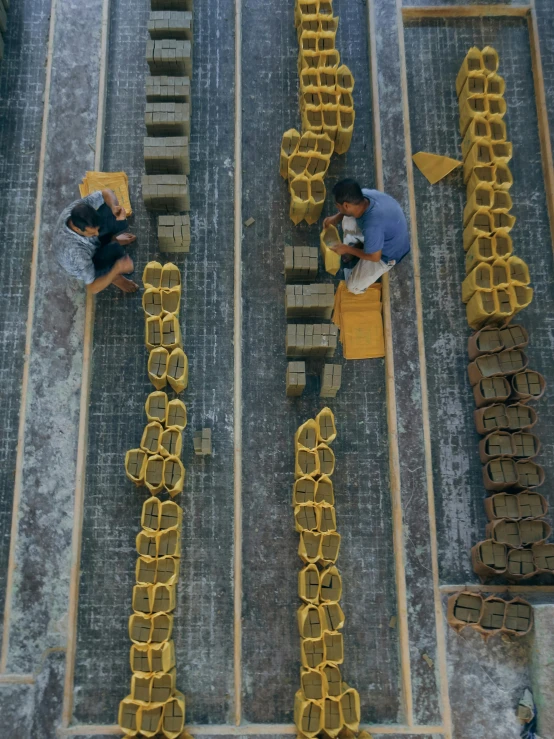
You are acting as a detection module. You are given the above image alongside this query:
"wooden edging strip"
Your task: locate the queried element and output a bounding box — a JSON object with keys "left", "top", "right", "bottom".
{"left": 401, "top": 5, "right": 531, "bottom": 19}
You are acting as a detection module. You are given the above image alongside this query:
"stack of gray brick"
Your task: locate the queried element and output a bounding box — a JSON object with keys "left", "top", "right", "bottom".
{"left": 193, "top": 429, "right": 212, "bottom": 456}
{"left": 144, "top": 136, "right": 190, "bottom": 174}
{"left": 145, "top": 102, "right": 190, "bottom": 137}
{"left": 146, "top": 39, "right": 192, "bottom": 77}
{"left": 320, "top": 364, "right": 342, "bottom": 398}
{"left": 286, "top": 324, "right": 338, "bottom": 358}
{"left": 146, "top": 76, "right": 191, "bottom": 103}
{"left": 148, "top": 11, "right": 193, "bottom": 40}
{"left": 142, "top": 175, "right": 190, "bottom": 212}
{"left": 158, "top": 215, "right": 191, "bottom": 253}
{"left": 285, "top": 283, "right": 334, "bottom": 319}
{"left": 286, "top": 362, "right": 306, "bottom": 397}
{"left": 284, "top": 246, "right": 318, "bottom": 282}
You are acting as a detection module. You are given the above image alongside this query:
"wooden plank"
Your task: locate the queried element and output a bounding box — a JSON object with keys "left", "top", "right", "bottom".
{"left": 441, "top": 584, "right": 554, "bottom": 594}
{"left": 402, "top": 5, "right": 530, "bottom": 19}
{"left": 528, "top": 5, "right": 554, "bottom": 254}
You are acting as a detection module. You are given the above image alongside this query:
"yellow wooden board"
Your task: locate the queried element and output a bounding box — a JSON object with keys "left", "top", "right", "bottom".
{"left": 79, "top": 170, "right": 132, "bottom": 216}
{"left": 332, "top": 281, "right": 384, "bottom": 359}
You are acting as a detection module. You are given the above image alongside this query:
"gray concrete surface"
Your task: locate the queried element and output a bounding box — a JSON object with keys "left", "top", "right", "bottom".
{"left": 530, "top": 605, "right": 554, "bottom": 739}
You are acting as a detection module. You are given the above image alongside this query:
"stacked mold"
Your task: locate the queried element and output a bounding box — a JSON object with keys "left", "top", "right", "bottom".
{"left": 280, "top": 0, "right": 355, "bottom": 225}
{"left": 467, "top": 326, "right": 554, "bottom": 583}
{"left": 119, "top": 262, "right": 188, "bottom": 738}
{"left": 144, "top": 0, "right": 193, "bottom": 254}
{"left": 457, "top": 47, "right": 533, "bottom": 329}
{"left": 293, "top": 409, "right": 362, "bottom": 738}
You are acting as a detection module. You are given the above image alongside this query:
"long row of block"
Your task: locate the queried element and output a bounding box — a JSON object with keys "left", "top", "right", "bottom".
{"left": 447, "top": 591, "right": 533, "bottom": 639}
{"left": 466, "top": 325, "right": 554, "bottom": 582}
{"left": 456, "top": 47, "right": 533, "bottom": 328}
{"left": 279, "top": 0, "right": 356, "bottom": 225}
{"left": 142, "top": 2, "right": 193, "bottom": 253}
{"left": 293, "top": 410, "right": 362, "bottom": 738}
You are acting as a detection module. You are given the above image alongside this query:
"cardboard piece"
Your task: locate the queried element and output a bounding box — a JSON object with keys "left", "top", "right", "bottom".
{"left": 509, "top": 284, "right": 534, "bottom": 314}
{"left": 463, "top": 210, "right": 493, "bottom": 252}
{"left": 299, "top": 564, "right": 321, "bottom": 604}
{"left": 141, "top": 422, "right": 163, "bottom": 455}
{"left": 323, "top": 631, "right": 344, "bottom": 664}
{"left": 159, "top": 500, "right": 183, "bottom": 531}
{"left": 341, "top": 688, "right": 361, "bottom": 731}
{"left": 159, "top": 427, "right": 182, "bottom": 458}
{"left": 515, "top": 460, "right": 545, "bottom": 490}
{"left": 484, "top": 493, "right": 519, "bottom": 522}
{"left": 137, "top": 531, "right": 158, "bottom": 558}
{"left": 300, "top": 637, "right": 325, "bottom": 669}
{"left": 280, "top": 129, "right": 301, "bottom": 179}
{"left": 290, "top": 175, "right": 310, "bottom": 225}
{"left": 319, "top": 566, "right": 342, "bottom": 603}
{"left": 532, "top": 542, "right": 554, "bottom": 573}
{"left": 518, "top": 491, "right": 547, "bottom": 518}
{"left": 149, "top": 640, "right": 175, "bottom": 673}
{"left": 151, "top": 667, "right": 177, "bottom": 704}
{"left": 461, "top": 116, "right": 490, "bottom": 160}
{"left": 506, "top": 402, "right": 537, "bottom": 431}
{"left": 296, "top": 418, "right": 319, "bottom": 451}
{"left": 139, "top": 703, "right": 164, "bottom": 737}
{"left": 456, "top": 47, "right": 484, "bottom": 96}
{"left": 143, "top": 288, "right": 163, "bottom": 317}
{"left": 298, "top": 604, "right": 324, "bottom": 639}
{"left": 294, "top": 689, "right": 323, "bottom": 738}
{"left": 507, "top": 256, "right": 531, "bottom": 287}
{"left": 167, "top": 348, "right": 188, "bottom": 393}
{"left": 301, "top": 667, "right": 326, "bottom": 701}
{"left": 162, "top": 691, "right": 186, "bottom": 739}
{"left": 145, "top": 454, "right": 165, "bottom": 495}
{"left": 79, "top": 170, "right": 132, "bottom": 216}
{"left": 466, "top": 289, "right": 497, "bottom": 330}
{"left": 471, "top": 539, "right": 508, "bottom": 580}
{"left": 335, "top": 106, "right": 355, "bottom": 155}
{"left": 459, "top": 95, "right": 488, "bottom": 135}
{"left": 474, "top": 403, "right": 509, "bottom": 434}
{"left": 129, "top": 613, "right": 154, "bottom": 646}
{"left": 145, "top": 391, "right": 168, "bottom": 423}
{"left": 320, "top": 532, "right": 341, "bottom": 565}
{"left": 157, "top": 529, "right": 181, "bottom": 557}
{"left": 293, "top": 476, "right": 317, "bottom": 506}
{"left": 163, "top": 456, "right": 185, "bottom": 497}
{"left": 318, "top": 504, "right": 336, "bottom": 533}
{"left": 317, "top": 443, "right": 335, "bottom": 476}
{"left": 161, "top": 287, "right": 181, "bottom": 316}
{"left": 467, "top": 326, "right": 502, "bottom": 359}
{"left": 315, "top": 475, "right": 334, "bottom": 505}
{"left": 305, "top": 179, "right": 326, "bottom": 225}
{"left": 141, "top": 497, "right": 162, "bottom": 534}
{"left": 298, "top": 531, "right": 323, "bottom": 564}
{"left": 320, "top": 363, "right": 342, "bottom": 398}
{"left": 491, "top": 258, "right": 510, "bottom": 289}
{"left": 319, "top": 225, "right": 341, "bottom": 275}
{"left": 295, "top": 503, "right": 321, "bottom": 533}
{"left": 412, "top": 152, "right": 461, "bottom": 184}
{"left": 476, "top": 596, "right": 506, "bottom": 638}
{"left": 482, "top": 458, "right": 518, "bottom": 491}
{"left": 143, "top": 261, "right": 163, "bottom": 289}
{"left": 463, "top": 184, "right": 493, "bottom": 226}
{"left": 145, "top": 316, "right": 163, "bottom": 351}
{"left": 512, "top": 432, "right": 541, "bottom": 460}
{"left": 487, "top": 95, "right": 506, "bottom": 118}
{"left": 462, "top": 262, "right": 492, "bottom": 303}
{"left": 161, "top": 315, "right": 181, "bottom": 351}
{"left": 468, "top": 353, "right": 503, "bottom": 385}
{"left": 118, "top": 696, "right": 141, "bottom": 736}
{"left": 323, "top": 695, "right": 342, "bottom": 737}
{"left": 136, "top": 556, "right": 158, "bottom": 585}
{"left": 486, "top": 518, "right": 521, "bottom": 547}
{"left": 463, "top": 142, "right": 493, "bottom": 182}
{"left": 478, "top": 431, "right": 513, "bottom": 463}
{"left": 167, "top": 399, "right": 187, "bottom": 429}
{"left": 507, "top": 548, "right": 537, "bottom": 580}
{"left": 148, "top": 347, "right": 169, "bottom": 390}
{"left": 322, "top": 662, "right": 342, "bottom": 697}
{"left": 503, "top": 597, "right": 533, "bottom": 637}
{"left": 133, "top": 584, "right": 154, "bottom": 615}
{"left": 466, "top": 164, "right": 495, "bottom": 197}
{"left": 473, "top": 376, "right": 511, "bottom": 408}
{"left": 493, "top": 231, "right": 513, "bottom": 259}
{"left": 130, "top": 644, "right": 151, "bottom": 674}
{"left": 511, "top": 370, "right": 546, "bottom": 402}
{"left": 286, "top": 360, "right": 307, "bottom": 397}
{"left": 499, "top": 324, "right": 528, "bottom": 350}
{"left": 125, "top": 449, "right": 147, "bottom": 485}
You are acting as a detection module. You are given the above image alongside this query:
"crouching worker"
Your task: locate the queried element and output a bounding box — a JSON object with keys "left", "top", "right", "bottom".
{"left": 55, "top": 189, "right": 138, "bottom": 294}
{"left": 323, "top": 179, "right": 410, "bottom": 295}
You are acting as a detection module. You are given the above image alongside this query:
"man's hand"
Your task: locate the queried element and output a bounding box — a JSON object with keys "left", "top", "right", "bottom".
{"left": 115, "top": 255, "right": 134, "bottom": 274}
{"left": 113, "top": 204, "right": 126, "bottom": 220}
{"left": 330, "top": 243, "right": 350, "bottom": 255}
{"left": 323, "top": 212, "right": 343, "bottom": 230}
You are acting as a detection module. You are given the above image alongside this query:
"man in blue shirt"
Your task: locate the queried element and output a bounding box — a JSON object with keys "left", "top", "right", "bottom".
{"left": 323, "top": 179, "right": 410, "bottom": 294}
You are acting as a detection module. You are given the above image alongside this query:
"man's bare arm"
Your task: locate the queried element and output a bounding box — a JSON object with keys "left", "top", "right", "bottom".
{"left": 330, "top": 242, "right": 382, "bottom": 262}
{"left": 86, "top": 255, "right": 134, "bottom": 295}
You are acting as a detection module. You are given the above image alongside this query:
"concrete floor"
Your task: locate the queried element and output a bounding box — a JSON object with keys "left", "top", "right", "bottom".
{"left": 0, "top": 0, "right": 553, "bottom": 738}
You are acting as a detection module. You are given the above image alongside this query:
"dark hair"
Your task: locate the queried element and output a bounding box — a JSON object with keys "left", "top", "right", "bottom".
{"left": 70, "top": 202, "right": 100, "bottom": 231}
{"left": 333, "top": 178, "right": 364, "bottom": 205}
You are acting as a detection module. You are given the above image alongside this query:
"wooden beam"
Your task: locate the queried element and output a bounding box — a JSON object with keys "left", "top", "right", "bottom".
{"left": 401, "top": 5, "right": 531, "bottom": 19}
{"left": 440, "top": 584, "right": 554, "bottom": 594}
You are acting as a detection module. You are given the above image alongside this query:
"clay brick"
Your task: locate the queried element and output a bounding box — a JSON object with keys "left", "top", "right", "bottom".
{"left": 148, "top": 11, "right": 192, "bottom": 40}
{"left": 320, "top": 363, "right": 341, "bottom": 397}
{"left": 158, "top": 215, "right": 191, "bottom": 253}
{"left": 284, "top": 246, "right": 319, "bottom": 282}
{"left": 286, "top": 361, "right": 306, "bottom": 397}
{"left": 142, "top": 175, "right": 190, "bottom": 212}
{"left": 146, "top": 75, "right": 191, "bottom": 103}
{"left": 146, "top": 39, "right": 192, "bottom": 77}
{"left": 193, "top": 428, "right": 212, "bottom": 456}
{"left": 145, "top": 102, "right": 190, "bottom": 137}
{"left": 285, "top": 283, "right": 334, "bottom": 319}
{"left": 144, "top": 136, "right": 190, "bottom": 174}
{"left": 286, "top": 324, "right": 338, "bottom": 358}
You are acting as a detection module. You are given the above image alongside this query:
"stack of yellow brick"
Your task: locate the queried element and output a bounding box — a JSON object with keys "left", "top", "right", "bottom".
{"left": 293, "top": 408, "right": 363, "bottom": 739}
{"left": 457, "top": 46, "right": 533, "bottom": 329}
{"left": 280, "top": 0, "right": 356, "bottom": 225}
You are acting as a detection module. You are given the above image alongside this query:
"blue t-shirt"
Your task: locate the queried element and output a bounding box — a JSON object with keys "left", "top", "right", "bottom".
{"left": 356, "top": 188, "right": 410, "bottom": 264}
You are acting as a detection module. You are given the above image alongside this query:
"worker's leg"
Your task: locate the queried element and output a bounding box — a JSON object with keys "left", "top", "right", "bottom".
{"left": 345, "top": 259, "right": 393, "bottom": 295}
{"left": 92, "top": 240, "right": 128, "bottom": 274}
{"left": 97, "top": 203, "right": 135, "bottom": 246}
